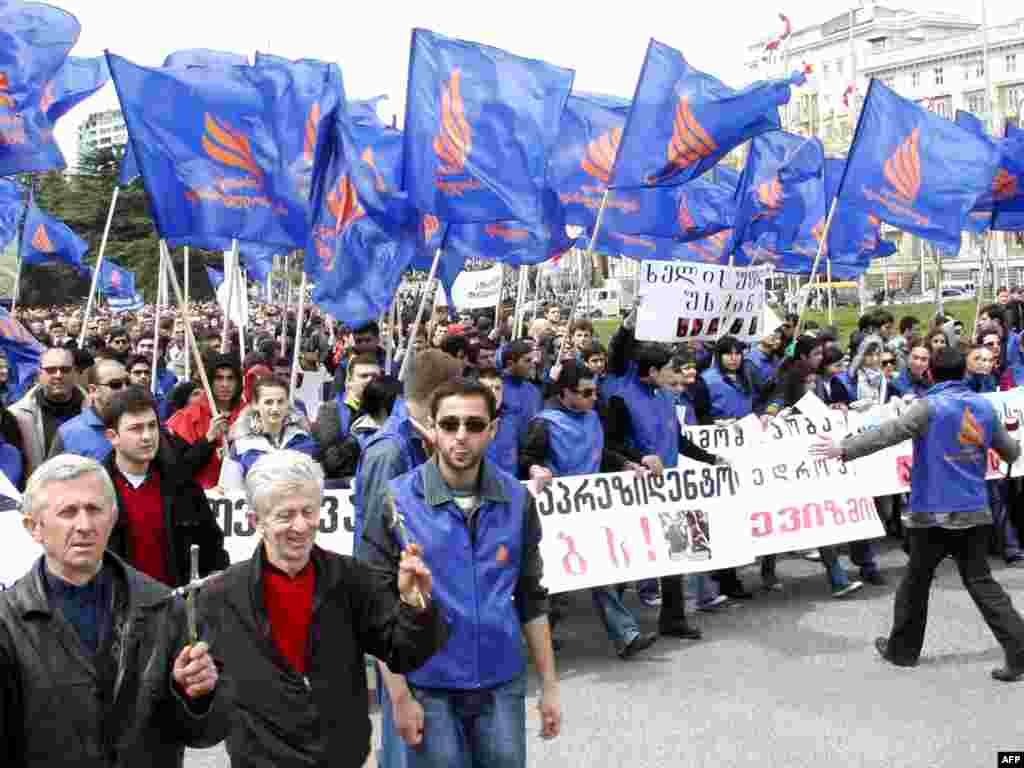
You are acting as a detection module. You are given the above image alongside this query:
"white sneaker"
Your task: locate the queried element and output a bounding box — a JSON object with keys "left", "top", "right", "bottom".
{"left": 803, "top": 549, "right": 822, "bottom": 561}
{"left": 832, "top": 581, "right": 864, "bottom": 598}
{"left": 697, "top": 594, "right": 729, "bottom": 611}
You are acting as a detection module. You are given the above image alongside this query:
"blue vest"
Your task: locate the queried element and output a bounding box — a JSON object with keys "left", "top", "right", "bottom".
{"left": 534, "top": 407, "right": 603, "bottom": 476}
{"left": 487, "top": 405, "right": 520, "bottom": 476}
{"left": 391, "top": 464, "right": 527, "bottom": 690}
{"left": 891, "top": 369, "right": 930, "bottom": 399}
{"left": 57, "top": 408, "right": 112, "bottom": 463}
{"left": 965, "top": 373, "right": 998, "bottom": 394}
{"left": 747, "top": 347, "right": 779, "bottom": 385}
{"left": 615, "top": 373, "right": 678, "bottom": 468}
{"left": 501, "top": 375, "right": 542, "bottom": 426}
{"left": 909, "top": 381, "right": 998, "bottom": 516}
{"left": 701, "top": 366, "right": 753, "bottom": 420}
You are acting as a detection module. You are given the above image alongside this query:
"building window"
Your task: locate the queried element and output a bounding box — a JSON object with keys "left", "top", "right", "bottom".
{"left": 912, "top": 70, "right": 921, "bottom": 87}
{"left": 823, "top": 62, "right": 830, "bottom": 79}
{"left": 934, "top": 66, "right": 944, "bottom": 85}
{"left": 871, "top": 37, "right": 887, "bottom": 52}
{"left": 883, "top": 76, "right": 896, "bottom": 89}
{"left": 836, "top": 59, "right": 844, "bottom": 76}
{"left": 1008, "top": 54, "right": 1017, "bottom": 73}
{"left": 976, "top": 59, "right": 985, "bottom": 79}
{"left": 967, "top": 91, "right": 987, "bottom": 115}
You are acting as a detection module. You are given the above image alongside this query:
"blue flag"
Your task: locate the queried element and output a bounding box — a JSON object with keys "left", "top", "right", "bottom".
{"left": 837, "top": 80, "right": 1000, "bottom": 254}
{"left": 107, "top": 51, "right": 312, "bottom": 251}
{"left": 307, "top": 94, "right": 413, "bottom": 327}
{"left": 403, "top": 28, "right": 574, "bottom": 224}
{"left": 0, "top": 306, "right": 43, "bottom": 398}
{"left": 108, "top": 293, "right": 144, "bottom": 314}
{"left": 163, "top": 49, "right": 248, "bottom": 69}
{"left": 729, "top": 132, "right": 827, "bottom": 271}
{"left": 0, "top": 1, "right": 80, "bottom": 175}
{"left": 0, "top": 179, "right": 24, "bottom": 251}
{"left": 823, "top": 157, "right": 896, "bottom": 279}
{"left": 42, "top": 56, "right": 109, "bottom": 123}
{"left": 118, "top": 141, "right": 139, "bottom": 185}
{"left": 240, "top": 245, "right": 274, "bottom": 284}
{"left": 587, "top": 227, "right": 732, "bottom": 264}
{"left": 98, "top": 261, "right": 136, "bottom": 299}
{"left": 349, "top": 95, "right": 388, "bottom": 127}
{"left": 205, "top": 265, "right": 224, "bottom": 290}
{"left": 20, "top": 204, "right": 88, "bottom": 270}
{"left": 610, "top": 39, "right": 803, "bottom": 189}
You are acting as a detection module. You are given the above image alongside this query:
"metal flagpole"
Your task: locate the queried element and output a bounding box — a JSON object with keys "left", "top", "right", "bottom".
{"left": 289, "top": 271, "right": 307, "bottom": 405}
{"left": 160, "top": 240, "right": 219, "bottom": 416}
{"left": 280, "top": 251, "right": 292, "bottom": 359}
{"left": 183, "top": 246, "right": 191, "bottom": 381}
{"left": 220, "top": 242, "right": 237, "bottom": 353}
{"left": 78, "top": 186, "right": 120, "bottom": 347}
{"left": 400, "top": 247, "right": 442, "bottom": 382}
{"left": 235, "top": 260, "right": 246, "bottom": 360}
{"left": 150, "top": 249, "right": 164, "bottom": 395}
{"left": 558, "top": 190, "right": 612, "bottom": 360}
{"left": 826, "top": 256, "right": 834, "bottom": 325}
{"left": 797, "top": 198, "right": 839, "bottom": 332}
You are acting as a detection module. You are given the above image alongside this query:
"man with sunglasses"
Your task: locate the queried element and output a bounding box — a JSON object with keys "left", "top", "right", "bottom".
{"left": 362, "top": 377, "right": 559, "bottom": 766}
{"left": 520, "top": 360, "right": 660, "bottom": 660}
{"left": 11, "top": 347, "right": 85, "bottom": 477}
{"left": 47, "top": 359, "right": 128, "bottom": 463}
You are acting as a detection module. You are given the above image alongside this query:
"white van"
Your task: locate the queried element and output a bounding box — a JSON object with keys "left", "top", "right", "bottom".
{"left": 943, "top": 280, "right": 976, "bottom": 295}
{"left": 574, "top": 280, "right": 634, "bottom": 318}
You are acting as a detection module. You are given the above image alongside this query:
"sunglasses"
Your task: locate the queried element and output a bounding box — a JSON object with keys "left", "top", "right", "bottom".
{"left": 881, "top": 359, "right": 896, "bottom": 366}
{"left": 574, "top": 387, "right": 598, "bottom": 398}
{"left": 102, "top": 378, "right": 128, "bottom": 390}
{"left": 42, "top": 365, "right": 72, "bottom": 375}
{"left": 436, "top": 416, "right": 492, "bottom": 434}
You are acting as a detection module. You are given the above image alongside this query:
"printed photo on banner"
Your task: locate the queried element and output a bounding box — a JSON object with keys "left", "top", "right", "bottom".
{"left": 636, "top": 261, "right": 769, "bottom": 344}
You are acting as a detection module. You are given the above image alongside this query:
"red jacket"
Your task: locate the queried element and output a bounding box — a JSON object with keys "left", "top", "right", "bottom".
{"left": 166, "top": 395, "right": 243, "bottom": 489}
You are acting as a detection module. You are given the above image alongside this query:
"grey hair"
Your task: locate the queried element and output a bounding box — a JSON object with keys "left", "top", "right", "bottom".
{"left": 244, "top": 450, "right": 324, "bottom": 518}
{"left": 22, "top": 454, "right": 117, "bottom": 521}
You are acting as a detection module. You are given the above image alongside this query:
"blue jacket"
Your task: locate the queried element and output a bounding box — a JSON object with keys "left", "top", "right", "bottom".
{"left": 352, "top": 410, "right": 430, "bottom": 544}
{"left": 230, "top": 413, "right": 318, "bottom": 476}
{"left": 533, "top": 406, "right": 603, "bottom": 476}
{"left": 390, "top": 459, "right": 529, "bottom": 690}
{"left": 910, "top": 381, "right": 998, "bottom": 516}
{"left": 487, "top": 404, "right": 521, "bottom": 476}
{"left": 676, "top": 390, "right": 698, "bottom": 426}
{"left": 964, "top": 373, "right": 998, "bottom": 394}
{"left": 701, "top": 366, "right": 754, "bottom": 420}
{"left": 0, "top": 441, "right": 22, "bottom": 488}
{"left": 502, "top": 375, "right": 543, "bottom": 428}
{"left": 747, "top": 347, "right": 779, "bottom": 387}
{"left": 55, "top": 407, "right": 112, "bottom": 463}
{"left": 614, "top": 372, "right": 679, "bottom": 468}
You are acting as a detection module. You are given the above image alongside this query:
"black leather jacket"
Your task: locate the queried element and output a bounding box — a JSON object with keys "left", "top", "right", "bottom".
{"left": 0, "top": 553, "right": 230, "bottom": 768}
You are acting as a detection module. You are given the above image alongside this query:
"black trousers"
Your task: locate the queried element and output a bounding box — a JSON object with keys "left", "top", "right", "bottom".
{"left": 887, "top": 525, "right": 1024, "bottom": 666}
{"left": 658, "top": 575, "right": 686, "bottom": 625}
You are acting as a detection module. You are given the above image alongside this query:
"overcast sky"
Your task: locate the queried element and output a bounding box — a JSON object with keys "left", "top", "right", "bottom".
{"left": 52, "top": 0, "right": 1017, "bottom": 161}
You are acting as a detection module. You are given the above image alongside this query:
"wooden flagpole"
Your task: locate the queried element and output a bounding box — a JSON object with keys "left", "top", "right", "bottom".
{"left": 400, "top": 247, "right": 442, "bottom": 382}
{"left": 78, "top": 187, "right": 120, "bottom": 347}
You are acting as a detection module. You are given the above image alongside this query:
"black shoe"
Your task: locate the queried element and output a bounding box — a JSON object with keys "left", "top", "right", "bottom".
{"left": 724, "top": 588, "right": 754, "bottom": 600}
{"left": 551, "top": 636, "right": 564, "bottom": 653}
{"left": 991, "top": 665, "right": 1024, "bottom": 682}
{"left": 617, "top": 632, "right": 658, "bottom": 659}
{"left": 658, "top": 619, "right": 702, "bottom": 640}
{"left": 862, "top": 571, "right": 888, "bottom": 586}
{"left": 874, "top": 637, "right": 917, "bottom": 667}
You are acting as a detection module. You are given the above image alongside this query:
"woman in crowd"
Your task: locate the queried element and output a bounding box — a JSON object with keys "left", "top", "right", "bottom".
{"left": 229, "top": 376, "right": 317, "bottom": 476}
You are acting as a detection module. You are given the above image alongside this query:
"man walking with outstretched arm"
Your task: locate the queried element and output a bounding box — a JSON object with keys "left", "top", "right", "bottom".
{"left": 811, "top": 348, "right": 1024, "bottom": 681}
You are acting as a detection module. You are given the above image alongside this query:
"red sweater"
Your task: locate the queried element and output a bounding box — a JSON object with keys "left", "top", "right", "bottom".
{"left": 262, "top": 559, "right": 316, "bottom": 675}
{"left": 115, "top": 469, "right": 172, "bottom": 586}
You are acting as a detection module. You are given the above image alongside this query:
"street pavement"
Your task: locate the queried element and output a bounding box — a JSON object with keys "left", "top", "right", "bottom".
{"left": 186, "top": 540, "right": 1024, "bottom": 768}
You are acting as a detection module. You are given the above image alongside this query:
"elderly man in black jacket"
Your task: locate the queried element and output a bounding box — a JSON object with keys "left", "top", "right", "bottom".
{"left": 198, "top": 449, "right": 448, "bottom": 768}
{"left": 0, "top": 454, "right": 229, "bottom": 768}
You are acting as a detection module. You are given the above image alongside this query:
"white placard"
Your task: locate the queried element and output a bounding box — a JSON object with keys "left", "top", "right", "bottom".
{"left": 636, "top": 261, "right": 768, "bottom": 343}
{"left": 437, "top": 265, "right": 504, "bottom": 311}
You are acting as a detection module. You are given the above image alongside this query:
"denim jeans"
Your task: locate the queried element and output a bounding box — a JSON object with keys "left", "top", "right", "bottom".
{"left": 591, "top": 585, "right": 640, "bottom": 649}
{"left": 819, "top": 546, "right": 850, "bottom": 590}
{"left": 378, "top": 668, "right": 408, "bottom": 768}
{"left": 405, "top": 673, "right": 527, "bottom": 768}
{"left": 693, "top": 573, "right": 720, "bottom": 606}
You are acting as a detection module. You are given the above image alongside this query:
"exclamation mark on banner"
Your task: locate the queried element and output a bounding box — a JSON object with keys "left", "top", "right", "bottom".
{"left": 640, "top": 517, "right": 657, "bottom": 562}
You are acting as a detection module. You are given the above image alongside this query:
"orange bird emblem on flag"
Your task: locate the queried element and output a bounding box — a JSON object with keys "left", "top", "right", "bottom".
{"left": 202, "top": 114, "right": 263, "bottom": 179}
{"left": 958, "top": 406, "right": 985, "bottom": 448}
{"left": 756, "top": 177, "right": 784, "bottom": 213}
{"left": 581, "top": 127, "right": 621, "bottom": 185}
{"left": 361, "top": 147, "right": 388, "bottom": 193}
{"left": 327, "top": 175, "right": 365, "bottom": 236}
{"left": 0, "top": 74, "right": 13, "bottom": 108}
{"left": 992, "top": 168, "right": 1019, "bottom": 202}
{"left": 303, "top": 102, "right": 321, "bottom": 164}
{"left": 883, "top": 128, "right": 922, "bottom": 205}
{"left": 485, "top": 223, "right": 529, "bottom": 241}
{"left": 433, "top": 69, "right": 472, "bottom": 175}
{"left": 31, "top": 224, "right": 54, "bottom": 253}
{"left": 422, "top": 213, "right": 440, "bottom": 243}
{"left": 648, "top": 96, "right": 717, "bottom": 184}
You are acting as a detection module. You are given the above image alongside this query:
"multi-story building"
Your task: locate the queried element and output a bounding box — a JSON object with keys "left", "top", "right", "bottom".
{"left": 745, "top": 2, "right": 1024, "bottom": 291}
{"left": 76, "top": 109, "right": 128, "bottom": 161}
